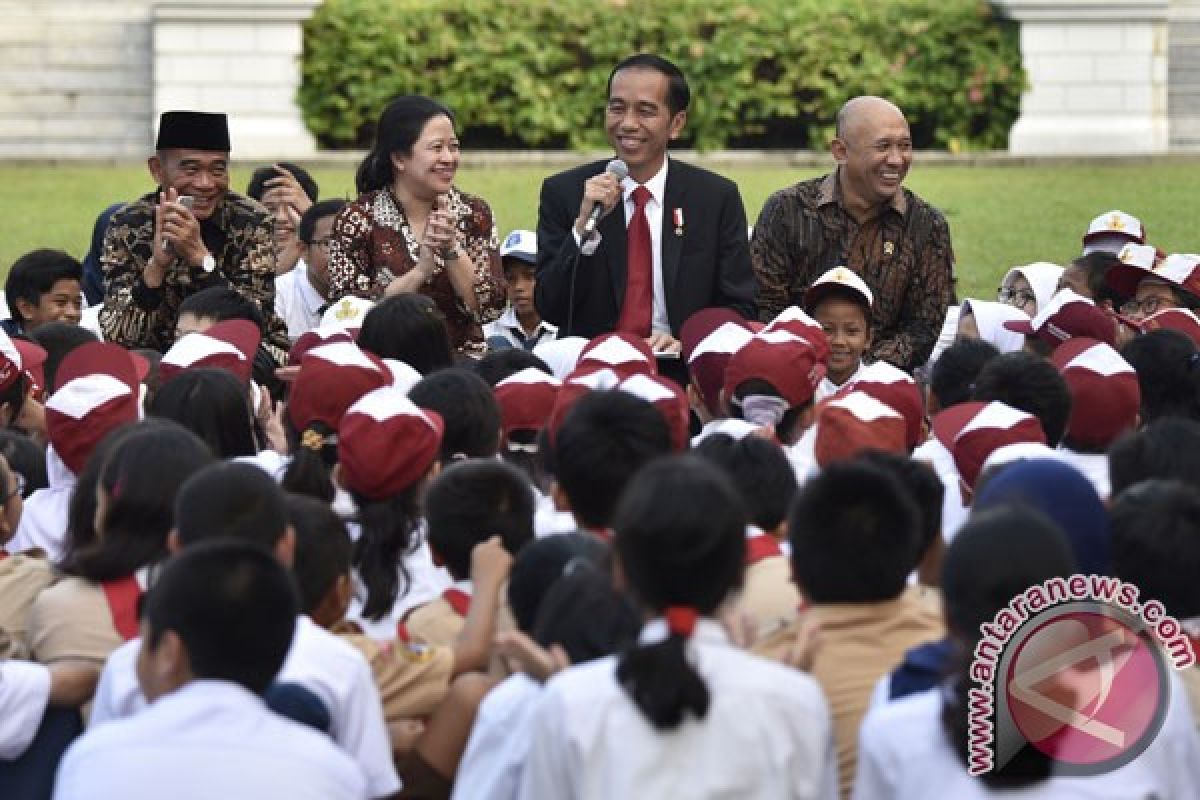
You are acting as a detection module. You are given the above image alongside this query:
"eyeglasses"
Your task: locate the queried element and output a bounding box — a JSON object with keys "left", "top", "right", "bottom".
{"left": 997, "top": 287, "right": 1036, "bottom": 308}
{"left": 1120, "top": 296, "right": 1172, "bottom": 318}
{"left": 308, "top": 238, "right": 332, "bottom": 250}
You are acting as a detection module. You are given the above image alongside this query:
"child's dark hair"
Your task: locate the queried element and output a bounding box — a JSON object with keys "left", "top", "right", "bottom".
{"left": 286, "top": 493, "right": 353, "bottom": 615}
{"left": 281, "top": 416, "right": 337, "bottom": 504}
{"left": 789, "top": 458, "right": 921, "bottom": 603}
{"left": 473, "top": 349, "right": 551, "bottom": 387}
{"left": 533, "top": 566, "right": 640, "bottom": 665}
{"left": 175, "top": 462, "right": 288, "bottom": 551}
{"left": 149, "top": 368, "right": 257, "bottom": 459}
{"left": 613, "top": 456, "right": 746, "bottom": 730}
{"left": 856, "top": 450, "right": 944, "bottom": 565}
{"left": 1070, "top": 252, "right": 1124, "bottom": 307}
{"left": 971, "top": 351, "right": 1072, "bottom": 446}
{"left": 0, "top": 429, "right": 47, "bottom": 497}
{"left": 351, "top": 483, "right": 422, "bottom": 621}
{"left": 930, "top": 337, "right": 999, "bottom": 411}
{"left": 5, "top": 249, "right": 82, "bottom": 323}
{"left": 357, "top": 293, "right": 454, "bottom": 376}
{"left": 693, "top": 433, "right": 797, "bottom": 532}
{"left": 424, "top": 460, "right": 534, "bottom": 580}
{"left": 178, "top": 286, "right": 264, "bottom": 331}
{"left": 29, "top": 322, "right": 98, "bottom": 393}
{"left": 298, "top": 199, "right": 346, "bottom": 244}
{"left": 507, "top": 533, "right": 610, "bottom": 634}
{"left": 1120, "top": 329, "right": 1200, "bottom": 423}
{"left": 552, "top": 390, "right": 673, "bottom": 530}
{"left": 1111, "top": 480, "right": 1200, "bottom": 620}
{"left": 1108, "top": 417, "right": 1200, "bottom": 496}
{"left": 940, "top": 505, "right": 1075, "bottom": 788}
{"left": 409, "top": 368, "right": 501, "bottom": 461}
{"left": 246, "top": 162, "right": 319, "bottom": 204}
{"left": 61, "top": 421, "right": 144, "bottom": 569}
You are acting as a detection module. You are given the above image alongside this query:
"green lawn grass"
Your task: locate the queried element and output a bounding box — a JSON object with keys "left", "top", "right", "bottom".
{"left": 3, "top": 160, "right": 1199, "bottom": 301}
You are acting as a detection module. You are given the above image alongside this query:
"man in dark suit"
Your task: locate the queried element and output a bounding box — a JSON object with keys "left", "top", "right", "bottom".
{"left": 535, "top": 54, "right": 756, "bottom": 354}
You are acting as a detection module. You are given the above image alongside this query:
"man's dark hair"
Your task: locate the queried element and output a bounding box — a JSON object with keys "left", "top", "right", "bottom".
{"left": 930, "top": 337, "right": 1000, "bottom": 410}
{"left": 298, "top": 199, "right": 346, "bottom": 244}
{"left": 5, "top": 249, "right": 82, "bottom": 323}
{"left": 789, "top": 459, "right": 922, "bottom": 603}
{"left": 175, "top": 462, "right": 288, "bottom": 550}
{"left": 473, "top": 348, "right": 551, "bottom": 387}
{"left": 552, "top": 390, "right": 673, "bottom": 530}
{"left": 857, "top": 450, "right": 944, "bottom": 563}
{"left": 286, "top": 493, "right": 352, "bottom": 615}
{"left": 1070, "top": 252, "right": 1124, "bottom": 307}
{"left": 693, "top": 433, "right": 797, "bottom": 532}
{"left": 409, "top": 368, "right": 502, "bottom": 461}
{"left": 358, "top": 294, "right": 453, "bottom": 376}
{"left": 607, "top": 53, "right": 690, "bottom": 115}
{"left": 1109, "top": 417, "right": 1200, "bottom": 496}
{"left": 1120, "top": 329, "right": 1200, "bottom": 423}
{"left": 246, "top": 163, "right": 319, "bottom": 204}
{"left": 425, "top": 460, "right": 535, "bottom": 580}
{"left": 142, "top": 539, "right": 298, "bottom": 694}
{"left": 1111, "top": 480, "right": 1200, "bottom": 619}
{"left": 28, "top": 322, "right": 98, "bottom": 394}
{"left": 971, "top": 351, "right": 1072, "bottom": 446}
{"left": 177, "top": 286, "right": 264, "bottom": 331}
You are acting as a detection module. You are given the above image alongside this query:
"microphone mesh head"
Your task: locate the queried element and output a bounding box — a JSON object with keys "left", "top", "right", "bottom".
{"left": 606, "top": 159, "right": 629, "bottom": 180}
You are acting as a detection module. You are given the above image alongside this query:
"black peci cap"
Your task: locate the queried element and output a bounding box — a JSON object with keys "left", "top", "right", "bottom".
{"left": 155, "top": 110, "right": 231, "bottom": 152}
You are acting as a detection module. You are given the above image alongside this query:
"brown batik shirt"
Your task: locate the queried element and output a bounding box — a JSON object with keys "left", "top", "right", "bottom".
{"left": 99, "top": 190, "right": 289, "bottom": 361}
{"left": 751, "top": 169, "right": 956, "bottom": 370}
{"left": 327, "top": 187, "right": 506, "bottom": 359}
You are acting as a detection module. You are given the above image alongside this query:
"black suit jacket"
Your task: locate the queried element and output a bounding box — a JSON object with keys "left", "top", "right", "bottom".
{"left": 535, "top": 158, "right": 756, "bottom": 339}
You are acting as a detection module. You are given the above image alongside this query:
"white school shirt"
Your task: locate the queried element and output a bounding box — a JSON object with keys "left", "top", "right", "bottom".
{"left": 518, "top": 618, "right": 839, "bottom": 800}
{"left": 484, "top": 306, "right": 558, "bottom": 351}
{"left": 345, "top": 521, "right": 452, "bottom": 640}
{"left": 1056, "top": 447, "right": 1111, "bottom": 501}
{"left": 87, "top": 616, "right": 399, "bottom": 799}
{"left": 275, "top": 261, "right": 325, "bottom": 342}
{"left": 852, "top": 676, "right": 1200, "bottom": 800}
{"left": 453, "top": 673, "right": 542, "bottom": 800}
{"left": 815, "top": 361, "right": 865, "bottom": 403}
{"left": 54, "top": 680, "right": 367, "bottom": 800}
{"left": 8, "top": 446, "right": 75, "bottom": 561}
{"left": 0, "top": 659, "right": 51, "bottom": 759}
{"left": 912, "top": 436, "right": 968, "bottom": 543}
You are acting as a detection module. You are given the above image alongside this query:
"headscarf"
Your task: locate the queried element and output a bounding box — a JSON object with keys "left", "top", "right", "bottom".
{"left": 1001, "top": 262, "right": 1064, "bottom": 317}
{"left": 959, "top": 299, "right": 1027, "bottom": 354}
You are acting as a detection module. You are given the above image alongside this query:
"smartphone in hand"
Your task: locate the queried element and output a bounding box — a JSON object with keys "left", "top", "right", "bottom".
{"left": 163, "top": 195, "right": 195, "bottom": 254}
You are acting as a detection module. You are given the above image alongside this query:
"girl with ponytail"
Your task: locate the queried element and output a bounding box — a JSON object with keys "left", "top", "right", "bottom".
{"left": 519, "top": 455, "right": 837, "bottom": 799}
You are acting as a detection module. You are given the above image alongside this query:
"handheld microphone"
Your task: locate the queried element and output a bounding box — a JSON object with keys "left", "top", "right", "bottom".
{"left": 582, "top": 159, "right": 629, "bottom": 237}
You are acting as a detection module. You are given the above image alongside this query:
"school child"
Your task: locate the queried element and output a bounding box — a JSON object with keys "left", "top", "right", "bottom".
{"left": 997, "top": 262, "right": 1063, "bottom": 317}
{"left": 722, "top": 330, "right": 824, "bottom": 446}
{"left": 519, "top": 456, "right": 837, "bottom": 800}
{"left": 805, "top": 267, "right": 873, "bottom": 400}
{"left": 3, "top": 249, "right": 84, "bottom": 337}
{"left": 484, "top": 231, "right": 557, "bottom": 351}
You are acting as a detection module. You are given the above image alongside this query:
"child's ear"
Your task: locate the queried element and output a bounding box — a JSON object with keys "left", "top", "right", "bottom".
{"left": 13, "top": 298, "right": 36, "bottom": 324}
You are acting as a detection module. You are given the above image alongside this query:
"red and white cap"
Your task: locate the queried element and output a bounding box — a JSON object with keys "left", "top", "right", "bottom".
{"left": 1105, "top": 243, "right": 1185, "bottom": 299}
{"left": 1002, "top": 289, "right": 1117, "bottom": 348}
{"left": 338, "top": 387, "right": 444, "bottom": 501}
{"left": 320, "top": 295, "right": 375, "bottom": 333}
{"left": 160, "top": 319, "right": 260, "bottom": 385}
{"left": 724, "top": 330, "right": 826, "bottom": 409}
{"left": 46, "top": 342, "right": 142, "bottom": 474}
{"left": 289, "top": 326, "right": 354, "bottom": 366}
{"left": 381, "top": 359, "right": 422, "bottom": 395}
{"left": 683, "top": 318, "right": 754, "bottom": 414}
{"left": 287, "top": 341, "right": 390, "bottom": 433}
{"left": 813, "top": 390, "right": 906, "bottom": 467}
{"left": 577, "top": 332, "right": 657, "bottom": 378}
{"left": 837, "top": 360, "right": 924, "bottom": 450}
{"left": 1137, "top": 307, "right": 1200, "bottom": 347}
{"left": 1050, "top": 337, "right": 1140, "bottom": 450}
{"left": 1082, "top": 210, "right": 1145, "bottom": 254}
{"left": 761, "top": 306, "right": 831, "bottom": 363}
{"left": 617, "top": 372, "right": 690, "bottom": 451}
{"left": 804, "top": 266, "right": 874, "bottom": 311}
{"left": 932, "top": 400, "right": 1047, "bottom": 490}
{"left": 494, "top": 367, "right": 561, "bottom": 441}
{"left": 0, "top": 330, "right": 47, "bottom": 396}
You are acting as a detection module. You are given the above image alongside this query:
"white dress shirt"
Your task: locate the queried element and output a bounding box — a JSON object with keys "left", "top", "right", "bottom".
{"left": 484, "top": 306, "right": 558, "bottom": 351}
{"left": 1056, "top": 447, "right": 1111, "bottom": 501}
{"left": 275, "top": 261, "right": 326, "bottom": 342}
{"left": 0, "top": 659, "right": 51, "bottom": 760}
{"left": 345, "top": 523, "right": 452, "bottom": 641}
{"left": 853, "top": 675, "right": 1200, "bottom": 800}
{"left": 816, "top": 362, "right": 865, "bottom": 403}
{"left": 453, "top": 673, "right": 542, "bottom": 800}
{"left": 54, "top": 680, "right": 367, "bottom": 800}
{"left": 87, "top": 616, "right": 399, "bottom": 798}
{"left": 8, "top": 446, "right": 76, "bottom": 561}
{"left": 518, "top": 618, "right": 838, "bottom": 800}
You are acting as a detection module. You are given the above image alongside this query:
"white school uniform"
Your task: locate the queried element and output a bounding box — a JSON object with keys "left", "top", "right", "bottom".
{"left": 0, "top": 659, "right": 51, "bottom": 760}
{"left": 344, "top": 522, "right": 451, "bottom": 641}
{"left": 912, "top": 436, "right": 968, "bottom": 543}
{"left": 815, "top": 361, "right": 865, "bottom": 403}
{"left": 453, "top": 673, "right": 542, "bottom": 800}
{"left": 87, "top": 616, "right": 400, "bottom": 798}
{"left": 53, "top": 680, "right": 367, "bottom": 800}
{"left": 275, "top": 261, "right": 326, "bottom": 342}
{"left": 8, "top": 446, "right": 75, "bottom": 561}
{"left": 1056, "top": 447, "right": 1111, "bottom": 501}
{"left": 852, "top": 675, "right": 1200, "bottom": 800}
{"left": 484, "top": 306, "right": 558, "bottom": 351}
{"left": 518, "top": 618, "right": 839, "bottom": 800}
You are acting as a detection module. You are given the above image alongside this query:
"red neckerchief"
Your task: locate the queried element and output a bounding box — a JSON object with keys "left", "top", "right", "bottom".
{"left": 100, "top": 575, "right": 143, "bottom": 641}
{"left": 443, "top": 588, "right": 471, "bottom": 618}
{"left": 745, "top": 534, "right": 783, "bottom": 566}
{"left": 0, "top": 548, "right": 8, "bottom": 561}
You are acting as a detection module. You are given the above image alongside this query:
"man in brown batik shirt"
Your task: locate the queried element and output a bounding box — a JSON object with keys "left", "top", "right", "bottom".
{"left": 100, "top": 111, "right": 289, "bottom": 362}
{"left": 751, "top": 96, "right": 955, "bottom": 371}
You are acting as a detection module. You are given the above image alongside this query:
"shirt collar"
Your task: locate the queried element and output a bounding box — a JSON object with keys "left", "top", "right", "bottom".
{"left": 292, "top": 261, "right": 325, "bottom": 314}
{"left": 639, "top": 616, "right": 729, "bottom": 646}
{"left": 621, "top": 157, "right": 669, "bottom": 206}
{"left": 820, "top": 167, "right": 907, "bottom": 216}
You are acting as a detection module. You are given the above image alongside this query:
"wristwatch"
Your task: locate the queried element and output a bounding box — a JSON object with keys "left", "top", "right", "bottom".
{"left": 199, "top": 253, "right": 216, "bottom": 273}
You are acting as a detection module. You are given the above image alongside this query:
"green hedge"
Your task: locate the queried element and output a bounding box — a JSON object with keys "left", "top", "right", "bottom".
{"left": 299, "top": 0, "right": 1024, "bottom": 152}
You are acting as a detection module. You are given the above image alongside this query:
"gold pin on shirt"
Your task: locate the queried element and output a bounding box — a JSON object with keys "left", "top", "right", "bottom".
{"left": 883, "top": 241, "right": 895, "bottom": 256}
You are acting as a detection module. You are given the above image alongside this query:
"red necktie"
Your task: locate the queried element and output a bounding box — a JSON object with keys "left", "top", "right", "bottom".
{"left": 617, "top": 185, "right": 653, "bottom": 337}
